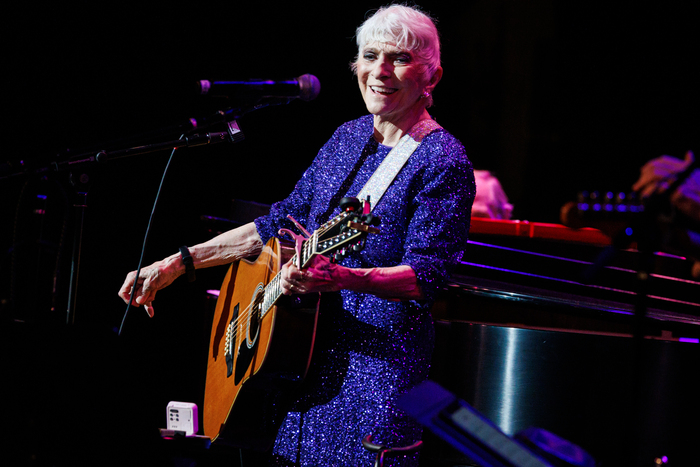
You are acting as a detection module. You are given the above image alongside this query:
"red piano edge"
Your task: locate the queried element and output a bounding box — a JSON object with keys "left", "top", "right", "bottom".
{"left": 470, "top": 217, "right": 613, "bottom": 246}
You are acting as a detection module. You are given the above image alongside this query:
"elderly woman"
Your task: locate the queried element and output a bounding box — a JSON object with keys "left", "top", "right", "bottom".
{"left": 119, "top": 4, "right": 474, "bottom": 466}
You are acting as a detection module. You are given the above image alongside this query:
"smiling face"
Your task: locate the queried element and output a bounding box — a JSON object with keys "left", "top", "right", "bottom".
{"left": 356, "top": 42, "right": 437, "bottom": 129}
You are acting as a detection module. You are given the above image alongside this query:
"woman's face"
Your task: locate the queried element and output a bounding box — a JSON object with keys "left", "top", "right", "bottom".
{"left": 356, "top": 42, "right": 430, "bottom": 124}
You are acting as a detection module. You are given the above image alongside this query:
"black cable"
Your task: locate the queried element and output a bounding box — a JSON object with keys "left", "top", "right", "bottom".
{"left": 118, "top": 136, "right": 183, "bottom": 336}
{"left": 8, "top": 179, "right": 30, "bottom": 317}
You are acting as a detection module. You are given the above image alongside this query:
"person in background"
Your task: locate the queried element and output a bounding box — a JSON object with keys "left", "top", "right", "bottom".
{"left": 472, "top": 170, "right": 513, "bottom": 220}
{"left": 633, "top": 150, "right": 700, "bottom": 278}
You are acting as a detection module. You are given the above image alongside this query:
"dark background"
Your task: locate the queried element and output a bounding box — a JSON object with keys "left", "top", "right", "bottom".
{"left": 2, "top": 1, "right": 699, "bottom": 465}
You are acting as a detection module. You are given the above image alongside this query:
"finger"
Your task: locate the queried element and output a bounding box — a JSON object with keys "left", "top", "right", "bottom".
{"left": 685, "top": 150, "right": 694, "bottom": 165}
{"left": 285, "top": 263, "right": 304, "bottom": 282}
{"left": 632, "top": 171, "right": 655, "bottom": 192}
{"left": 121, "top": 284, "right": 144, "bottom": 307}
{"left": 144, "top": 302, "right": 155, "bottom": 318}
{"left": 279, "top": 272, "right": 294, "bottom": 296}
{"left": 281, "top": 282, "right": 294, "bottom": 296}
{"left": 136, "top": 287, "right": 157, "bottom": 307}
{"left": 280, "top": 261, "right": 294, "bottom": 281}
{"left": 138, "top": 271, "right": 164, "bottom": 303}
{"left": 631, "top": 180, "right": 647, "bottom": 193}
{"left": 640, "top": 183, "right": 659, "bottom": 199}
{"left": 118, "top": 285, "right": 132, "bottom": 303}
{"left": 118, "top": 273, "right": 138, "bottom": 303}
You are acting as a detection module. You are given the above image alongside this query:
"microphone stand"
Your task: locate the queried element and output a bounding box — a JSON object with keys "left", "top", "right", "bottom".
{"left": 0, "top": 96, "right": 299, "bottom": 326}
{"left": 3, "top": 118, "right": 244, "bottom": 326}
{"left": 66, "top": 170, "right": 90, "bottom": 325}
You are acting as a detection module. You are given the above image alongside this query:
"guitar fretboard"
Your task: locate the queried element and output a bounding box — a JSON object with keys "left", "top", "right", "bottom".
{"left": 260, "top": 212, "right": 350, "bottom": 318}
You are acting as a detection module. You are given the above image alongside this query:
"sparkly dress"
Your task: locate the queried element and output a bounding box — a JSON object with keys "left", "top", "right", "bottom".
{"left": 254, "top": 114, "right": 475, "bottom": 466}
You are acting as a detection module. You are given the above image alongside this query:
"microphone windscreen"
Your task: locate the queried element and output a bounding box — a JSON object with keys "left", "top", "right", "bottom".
{"left": 298, "top": 74, "right": 321, "bottom": 101}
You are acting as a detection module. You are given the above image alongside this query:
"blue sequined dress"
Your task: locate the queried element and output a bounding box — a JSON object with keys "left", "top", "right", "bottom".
{"left": 254, "top": 115, "right": 475, "bottom": 466}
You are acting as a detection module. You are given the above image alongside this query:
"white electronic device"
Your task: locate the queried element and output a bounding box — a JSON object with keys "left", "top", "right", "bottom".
{"left": 166, "top": 401, "right": 199, "bottom": 436}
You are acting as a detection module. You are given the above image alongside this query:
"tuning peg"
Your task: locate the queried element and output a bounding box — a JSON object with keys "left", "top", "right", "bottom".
{"left": 603, "top": 192, "right": 614, "bottom": 212}
{"left": 340, "top": 217, "right": 358, "bottom": 233}
{"left": 333, "top": 249, "right": 347, "bottom": 262}
{"left": 361, "top": 213, "right": 381, "bottom": 226}
{"left": 362, "top": 196, "right": 372, "bottom": 215}
{"left": 340, "top": 197, "right": 361, "bottom": 212}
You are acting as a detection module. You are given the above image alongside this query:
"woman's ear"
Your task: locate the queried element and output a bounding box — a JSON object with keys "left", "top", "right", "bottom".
{"left": 427, "top": 66, "right": 443, "bottom": 93}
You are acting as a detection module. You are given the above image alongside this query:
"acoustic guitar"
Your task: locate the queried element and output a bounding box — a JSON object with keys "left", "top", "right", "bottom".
{"left": 203, "top": 199, "right": 379, "bottom": 449}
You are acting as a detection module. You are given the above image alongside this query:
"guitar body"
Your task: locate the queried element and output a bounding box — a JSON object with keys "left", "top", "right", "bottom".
{"left": 203, "top": 237, "right": 320, "bottom": 449}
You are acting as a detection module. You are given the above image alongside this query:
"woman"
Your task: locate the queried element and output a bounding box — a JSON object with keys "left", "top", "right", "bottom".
{"left": 119, "top": 5, "right": 475, "bottom": 466}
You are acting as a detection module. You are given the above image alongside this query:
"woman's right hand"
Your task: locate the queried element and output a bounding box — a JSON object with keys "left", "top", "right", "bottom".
{"left": 116, "top": 223, "right": 264, "bottom": 317}
{"left": 117, "top": 254, "right": 183, "bottom": 317}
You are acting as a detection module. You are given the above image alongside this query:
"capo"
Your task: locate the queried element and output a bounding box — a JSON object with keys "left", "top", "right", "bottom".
{"left": 279, "top": 228, "right": 306, "bottom": 269}
{"left": 286, "top": 215, "right": 312, "bottom": 238}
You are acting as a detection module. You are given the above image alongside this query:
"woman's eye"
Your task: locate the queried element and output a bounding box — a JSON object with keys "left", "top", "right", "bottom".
{"left": 363, "top": 52, "right": 377, "bottom": 61}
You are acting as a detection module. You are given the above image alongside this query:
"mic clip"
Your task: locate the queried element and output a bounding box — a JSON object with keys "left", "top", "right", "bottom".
{"left": 225, "top": 120, "right": 244, "bottom": 144}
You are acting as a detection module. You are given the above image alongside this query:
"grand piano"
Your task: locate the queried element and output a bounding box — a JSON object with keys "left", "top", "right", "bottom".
{"left": 424, "top": 217, "right": 700, "bottom": 467}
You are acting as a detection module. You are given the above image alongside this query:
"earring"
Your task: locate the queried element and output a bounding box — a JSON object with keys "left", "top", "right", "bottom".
{"left": 422, "top": 90, "right": 431, "bottom": 99}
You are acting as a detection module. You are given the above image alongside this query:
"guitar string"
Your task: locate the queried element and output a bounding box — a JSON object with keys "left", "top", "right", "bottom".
{"left": 224, "top": 210, "right": 370, "bottom": 344}
{"left": 224, "top": 223, "right": 330, "bottom": 337}
{"left": 222, "top": 215, "right": 342, "bottom": 344}
{"left": 223, "top": 213, "right": 358, "bottom": 347}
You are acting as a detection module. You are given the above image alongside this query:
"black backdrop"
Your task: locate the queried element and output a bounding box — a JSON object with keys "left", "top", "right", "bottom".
{"left": 2, "top": 1, "right": 699, "bottom": 464}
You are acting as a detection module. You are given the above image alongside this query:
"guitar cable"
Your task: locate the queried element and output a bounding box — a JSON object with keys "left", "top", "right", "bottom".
{"left": 118, "top": 136, "right": 182, "bottom": 336}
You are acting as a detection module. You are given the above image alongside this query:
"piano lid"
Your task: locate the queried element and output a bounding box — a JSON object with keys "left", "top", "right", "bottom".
{"left": 442, "top": 218, "right": 700, "bottom": 338}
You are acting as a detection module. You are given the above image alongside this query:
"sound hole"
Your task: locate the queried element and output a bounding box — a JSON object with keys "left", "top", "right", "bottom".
{"left": 247, "top": 288, "right": 263, "bottom": 349}
{"left": 246, "top": 293, "right": 262, "bottom": 349}
{"left": 234, "top": 285, "right": 264, "bottom": 385}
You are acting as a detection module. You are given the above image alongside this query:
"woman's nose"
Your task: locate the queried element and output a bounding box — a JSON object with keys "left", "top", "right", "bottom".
{"left": 371, "top": 56, "right": 393, "bottom": 78}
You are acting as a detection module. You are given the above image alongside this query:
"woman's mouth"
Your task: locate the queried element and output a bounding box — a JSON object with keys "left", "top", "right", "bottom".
{"left": 370, "top": 86, "right": 397, "bottom": 95}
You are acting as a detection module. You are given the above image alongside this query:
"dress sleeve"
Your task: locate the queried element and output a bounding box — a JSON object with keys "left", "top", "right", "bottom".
{"left": 401, "top": 141, "right": 475, "bottom": 303}
{"left": 253, "top": 128, "right": 341, "bottom": 244}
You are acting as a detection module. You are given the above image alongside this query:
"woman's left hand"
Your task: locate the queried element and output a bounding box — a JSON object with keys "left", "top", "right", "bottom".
{"left": 280, "top": 253, "right": 423, "bottom": 300}
{"left": 280, "top": 254, "right": 343, "bottom": 295}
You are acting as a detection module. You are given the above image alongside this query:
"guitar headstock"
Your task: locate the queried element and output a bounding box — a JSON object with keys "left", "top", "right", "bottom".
{"left": 574, "top": 191, "right": 644, "bottom": 220}
{"left": 561, "top": 191, "right": 644, "bottom": 240}
{"left": 315, "top": 196, "right": 381, "bottom": 262}
{"left": 317, "top": 210, "right": 353, "bottom": 237}
{"left": 316, "top": 220, "right": 380, "bottom": 262}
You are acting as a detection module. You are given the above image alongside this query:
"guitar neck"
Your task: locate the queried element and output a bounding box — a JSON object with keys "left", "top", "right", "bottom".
{"left": 260, "top": 231, "right": 319, "bottom": 318}
{"left": 259, "top": 211, "right": 374, "bottom": 318}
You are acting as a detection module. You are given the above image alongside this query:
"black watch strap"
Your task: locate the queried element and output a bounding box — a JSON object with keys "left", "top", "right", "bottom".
{"left": 179, "top": 246, "right": 196, "bottom": 282}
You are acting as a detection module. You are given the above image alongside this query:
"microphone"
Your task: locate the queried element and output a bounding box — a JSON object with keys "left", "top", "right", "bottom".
{"left": 197, "top": 74, "right": 321, "bottom": 102}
